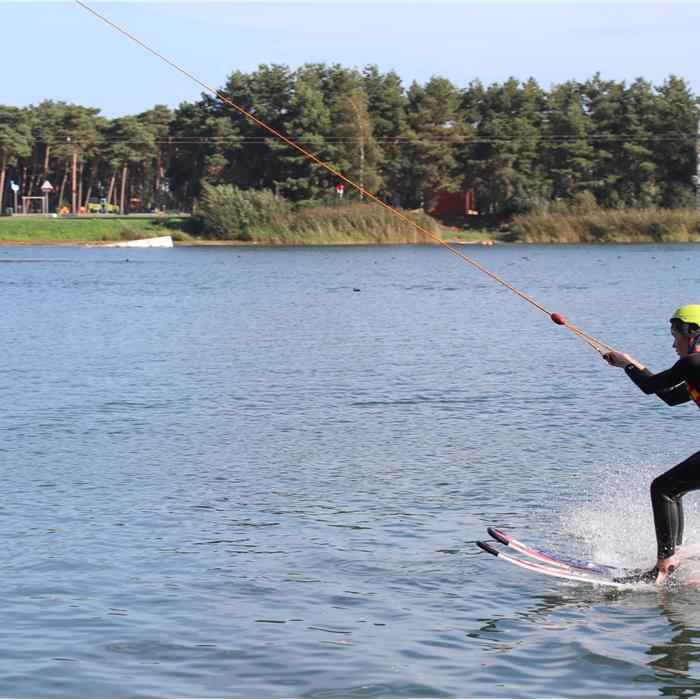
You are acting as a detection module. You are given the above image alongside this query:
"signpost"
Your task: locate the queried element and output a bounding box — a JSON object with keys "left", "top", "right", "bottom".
{"left": 9, "top": 180, "right": 20, "bottom": 214}
{"left": 41, "top": 180, "right": 54, "bottom": 215}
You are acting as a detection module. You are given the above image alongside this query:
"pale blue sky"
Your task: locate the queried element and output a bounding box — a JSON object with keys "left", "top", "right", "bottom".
{"left": 3, "top": 1, "right": 700, "bottom": 118}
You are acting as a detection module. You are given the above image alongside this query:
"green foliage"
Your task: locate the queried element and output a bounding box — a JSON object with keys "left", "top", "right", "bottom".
{"left": 511, "top": 204, "right": 700, "bottom": 243}
{"left": 105, "top": 115, "right": 155, "bottom": 169}
{"left": 363, "top": 67, "right": 410, "bottom": 203}
{"left": 405, "top": 76, "right": 462, "bottom": 210}
{"left": 168, "top": 99, "right": 240, "bottom": 202}
{"left": 653, "top": 76, "right": 698, "bottom": 207}
{"left": 193, "top": 184, "right": 291, "bottom": 240}
{"left": 0, "top": 105, "right": 33, "bottom": 158}
{"left": 540, "top": 81, "right": 596, "bottom": 200}
{"left": 0, "top": 104, "right": 33, "bottom": 210}
{"left": 1, "top": 67, "right": 699, "bottom": 225}
{"left": 462, "top": 78, "right": 548, "bottom": 214}
{"left": 192, "top": 186, "right": 443, "bottom": 244}
{"left": 278, "top": 66, "right": 336, "bottom": 199}
{"left": 330, "top": 87, "right": 383, "bottom": 196}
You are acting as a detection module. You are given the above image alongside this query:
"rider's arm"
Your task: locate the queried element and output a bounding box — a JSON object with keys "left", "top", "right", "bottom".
{"left": 624, "top": 358, "right": 693, "bottom": 405}
{"left": 657, "top": 385, "right": 693, "bottom": 406}
{"left": 629, "top": 370, "right": 691, "bottom": 405}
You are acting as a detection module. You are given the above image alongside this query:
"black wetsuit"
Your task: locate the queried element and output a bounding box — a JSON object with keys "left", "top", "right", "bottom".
{"left": 625, "top": 353, "right": 700, "bottom": 559}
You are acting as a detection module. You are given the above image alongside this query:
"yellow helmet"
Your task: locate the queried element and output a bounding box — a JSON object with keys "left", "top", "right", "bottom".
{"left": 671, "top": 305, "right": 700, "bottom": 338}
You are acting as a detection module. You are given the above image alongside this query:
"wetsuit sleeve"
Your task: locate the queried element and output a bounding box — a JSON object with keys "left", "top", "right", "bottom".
{"left": 653, "top": 384, "right": 691, "bottom": 406}
{"left": 624, "top": 360, "right": 692, "bottom": 405}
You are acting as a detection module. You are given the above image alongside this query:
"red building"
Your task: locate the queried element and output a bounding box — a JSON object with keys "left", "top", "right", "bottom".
{"left": 432, "top": 190, "right": 477, "bottom": 217}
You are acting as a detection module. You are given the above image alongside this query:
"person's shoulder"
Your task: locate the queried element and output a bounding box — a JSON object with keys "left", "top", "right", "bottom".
{"left": 677, "top": 354, "right": 700, "bottom": 370}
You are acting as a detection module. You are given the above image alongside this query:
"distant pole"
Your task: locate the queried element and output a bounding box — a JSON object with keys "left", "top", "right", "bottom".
{"left": 71, "top": 147, "right": 78, "bottom": 214}
{"left": 347, "top": 94, "right": 365, "bottom": 200}
{"left": 696, "top": 116, "right": 700, "bottom": 215}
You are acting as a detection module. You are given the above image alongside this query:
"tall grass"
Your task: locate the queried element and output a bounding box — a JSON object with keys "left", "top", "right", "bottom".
{"left": 511, "top": 207, "right": 700, "bottom": 243}
{"left": 193, "top": 185, "right": 443, "bottom": 244}
{"left": 250, "top": 204, "right": 442, "bottom": 244}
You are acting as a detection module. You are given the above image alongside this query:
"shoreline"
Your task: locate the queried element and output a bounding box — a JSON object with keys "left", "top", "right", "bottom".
{"left": 3, "top": 205, "right": 697, "bottom": 246}
{"left": 0, "top": 237, "right": 502, "bottom": 247}
{"left": 2, "top": 237, "right": 700, "bottom": 247}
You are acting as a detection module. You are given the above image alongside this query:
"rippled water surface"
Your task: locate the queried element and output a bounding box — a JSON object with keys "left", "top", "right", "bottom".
{"left": 4, "top": 242, "right": 700, "bottom": 698}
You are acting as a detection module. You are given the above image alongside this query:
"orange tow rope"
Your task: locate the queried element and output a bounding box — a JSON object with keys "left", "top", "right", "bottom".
{"left": 75, "top": 0, "right": 615, "bottom": 357}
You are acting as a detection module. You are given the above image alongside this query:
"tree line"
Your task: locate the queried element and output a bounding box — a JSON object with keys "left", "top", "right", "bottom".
{"left": 0, "top": 64, "right": 698, "bottom": 216}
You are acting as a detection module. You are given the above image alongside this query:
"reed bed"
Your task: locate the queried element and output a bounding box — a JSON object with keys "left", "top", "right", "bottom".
{"left": 511, "top": 208, "right": 700, "bottom": 244}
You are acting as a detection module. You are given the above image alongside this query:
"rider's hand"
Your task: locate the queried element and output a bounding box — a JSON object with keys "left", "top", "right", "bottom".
{"left": 603, "top": 350, "right": 642, "bottom": 369}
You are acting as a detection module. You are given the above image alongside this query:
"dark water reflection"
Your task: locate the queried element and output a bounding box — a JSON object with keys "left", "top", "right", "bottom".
{"left": 3, "top": 243, "right": 700, "bottom": 697}
{"left": 469, "top": 588, "right": 700, "bottom": 699}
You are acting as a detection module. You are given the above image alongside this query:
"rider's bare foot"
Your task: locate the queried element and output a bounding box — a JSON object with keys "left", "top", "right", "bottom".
{"left": 655, "top": 555, "right": 679, "bottom": 586}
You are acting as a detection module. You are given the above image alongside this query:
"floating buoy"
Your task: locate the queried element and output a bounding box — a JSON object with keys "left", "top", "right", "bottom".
{"left": 551, "top": 313, "right": 566, "bottom": 326}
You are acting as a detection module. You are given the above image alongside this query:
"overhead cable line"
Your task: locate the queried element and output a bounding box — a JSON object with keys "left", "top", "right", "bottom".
{"left": 75, "top": 0, "right": 616, "bottom": 357}
{"left": 30, "top": 135, "right": 697, "bottom": 145}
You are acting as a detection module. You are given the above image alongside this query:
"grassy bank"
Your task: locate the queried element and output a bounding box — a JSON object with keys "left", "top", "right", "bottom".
{"left": 0, "top": 205, "right": 445, "bottom": 245}
{"left": 0, "top": 215, "right": 192, "bottom": 243}
{"left": 510, "top": 207, "right": 700, "bottom": 243}
{"left": 4, "top": 205, "right": 697, "bottom": 246}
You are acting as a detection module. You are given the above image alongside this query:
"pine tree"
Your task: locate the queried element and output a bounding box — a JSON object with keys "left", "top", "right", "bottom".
{"left": 138, "top": 105, "right": 174, "bottom": 210}
{"left": 327, "top": 66, "right": 382, "bottom": 199}
{"left": 463, "top": 78, "right": 545, "bottom": 214}
{"left": 168, "top": 97, "right": 242, "bottom": 205}
{"left": 404, "top": 76, "right": 461, "bottom": 211}
{"left": 0, "top": 105, "right": 32, "bottom": 211}
{"left": 363, "top": 66, "right": 410, "bottom": 205}
{"left": 541, "top": 80, "right": 596, "bottom": 201}
{"left": 217, "top": 64, "right": 294, "bottom": 190}
{"left": 103, "top": 116, "right": 156, "bottom": 213}
{"left": 653, "top": 76, "right": 699, "bottom": 207}
{"left": 582, "top": 74, "right": 630, "bottom": 207}
{"left": 279, "top": 64, "right": 333, "bottom": 200}
{"left": 619, "top": 77, "right": 659, "bottom": 205}
{"left": 27, "top": 100, "right": 65, "bottom": 199}
{"left": 54, "top": 104, "right": 104, "bottom": 212}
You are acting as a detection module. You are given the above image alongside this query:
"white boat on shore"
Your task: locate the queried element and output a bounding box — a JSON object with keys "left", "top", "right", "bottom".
{"left": 88, "top": 235, "right": 174, "bottom": 248}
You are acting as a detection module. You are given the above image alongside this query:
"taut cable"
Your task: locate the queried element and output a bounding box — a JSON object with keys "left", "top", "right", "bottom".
{"left": 75, "top": 0, "right": 614, "bottom": 356}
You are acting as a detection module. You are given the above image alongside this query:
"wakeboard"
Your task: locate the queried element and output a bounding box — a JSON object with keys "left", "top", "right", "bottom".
{"left": 476, "top": 528, "right": 678, "bottom": 588}
{"left": 486, "top": 526, "right": 619, "bottom": 576}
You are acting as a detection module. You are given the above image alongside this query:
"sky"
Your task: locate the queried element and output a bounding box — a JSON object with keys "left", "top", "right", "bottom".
{"left": 3, "top": 1, "right": 700, "bottom": 118}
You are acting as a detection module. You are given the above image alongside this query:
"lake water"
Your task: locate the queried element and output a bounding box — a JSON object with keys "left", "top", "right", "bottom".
{"left": 3, "top": 242, "right": 700, "bottom": 698}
